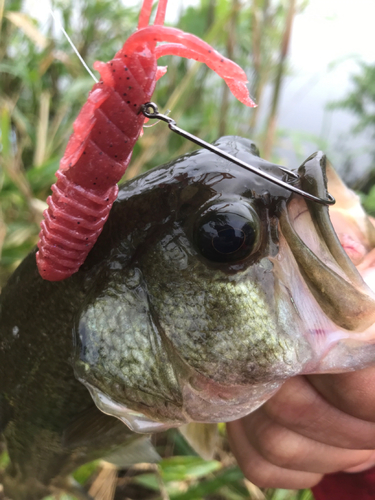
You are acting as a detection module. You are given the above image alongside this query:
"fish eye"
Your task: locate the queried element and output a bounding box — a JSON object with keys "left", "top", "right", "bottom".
{"left": 194, "top": 201, "right": 261, "bottom": 263}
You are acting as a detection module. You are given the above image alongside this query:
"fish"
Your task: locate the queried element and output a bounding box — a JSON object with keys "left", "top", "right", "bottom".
{"left": 1, "top": 136, "right": 375, "bottom": 498}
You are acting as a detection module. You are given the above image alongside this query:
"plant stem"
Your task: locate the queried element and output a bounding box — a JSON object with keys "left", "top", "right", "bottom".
{"left": 218, "top": 0, "right": 239, "bottom": 137}
{"left": 263, "top": 0, "right": 296, "bottom": 159}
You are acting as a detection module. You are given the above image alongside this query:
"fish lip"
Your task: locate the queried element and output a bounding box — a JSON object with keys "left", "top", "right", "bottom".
{"left": 283, "top": 189, "right": 375, "bottom": 331}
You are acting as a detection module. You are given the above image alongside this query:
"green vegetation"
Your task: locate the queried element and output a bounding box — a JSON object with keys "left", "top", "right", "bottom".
{"left": 2, "top": 0, "right": 366, "bottom": 499}
{"left": 330, "top": 61, "right": 375, "bottom": 214}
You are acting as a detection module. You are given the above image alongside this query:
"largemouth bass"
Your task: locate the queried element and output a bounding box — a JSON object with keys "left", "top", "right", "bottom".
{"left": 1, "top": 136, "right": 375, "bottom": 498}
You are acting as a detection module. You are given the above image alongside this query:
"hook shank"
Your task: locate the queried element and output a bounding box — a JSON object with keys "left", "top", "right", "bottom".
{"left": 141, "top": 102, "right": 335, "bottom": 206}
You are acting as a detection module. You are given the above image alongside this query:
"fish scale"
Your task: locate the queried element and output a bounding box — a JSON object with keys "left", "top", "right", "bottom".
{"left": 2, "top": 136, "right": 375, "bottom": 497}
{"left": 142, "top": 236, "right": 298, "bottom": 386}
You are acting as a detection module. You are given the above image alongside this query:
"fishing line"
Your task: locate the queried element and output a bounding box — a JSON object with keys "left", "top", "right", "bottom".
{"left": 49, "top": 9, "right": 98, "bottom": 84}
{"left": 143, "top": 109, "right": 171, "bottom": 128}
{"left": 142, "top": 102, "right": 336, "bottom": 206}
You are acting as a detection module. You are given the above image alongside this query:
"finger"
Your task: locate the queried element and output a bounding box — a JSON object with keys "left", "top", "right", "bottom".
{"left": 263, "top": 376, "right": 375, "bottom": 449}
{"left": 227, "top": 419, "right": 322, "bottom": 490}
{"left": 308, "top": 366, "right": 375, "bottom": 422}
{"left": 344, "top": 451, "right": 375, "bottom": 473}
{"left": 241, "top": 407, "right": 374, "bottom": 474}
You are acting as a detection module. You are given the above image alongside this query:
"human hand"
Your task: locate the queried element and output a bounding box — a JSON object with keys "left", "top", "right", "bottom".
{"left": 227, "top": 368, "right": 375, "bottom": 489}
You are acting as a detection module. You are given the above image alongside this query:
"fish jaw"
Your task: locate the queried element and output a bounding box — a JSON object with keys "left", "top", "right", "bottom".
{"left": 73, "top": 227, "right": 318, "bottom": 426}
{"left": 273, "top": 152, "right": 375, "bottom": 373}
{"left": 71, "top": 137, "right": 311, "bottom": 426}
{"left": 281, "top": 152, "right": 375, "bottom": 332}
{"left": 72, "top": 138, "right": 375, "bottom": 428}
{"left": 72, "top": 249, "right": 307, "bottom": 426}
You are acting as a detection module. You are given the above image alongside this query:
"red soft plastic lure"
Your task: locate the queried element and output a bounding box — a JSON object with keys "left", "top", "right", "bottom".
{"left": 36, "top": 0, "right": 255, "bottom": 281}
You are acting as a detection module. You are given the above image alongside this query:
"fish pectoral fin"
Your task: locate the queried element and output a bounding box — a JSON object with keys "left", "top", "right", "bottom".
{"left": 62, "top": 404, "right": 133, "bottom": 449}
{"left": 178, "top": 423, "right": 219, "bottom": 460}
{"left": 63, "top": 405, "right": 160, "bottom": 469}
{"left": 104, "top": 436, "right": 161, "bottom": 467}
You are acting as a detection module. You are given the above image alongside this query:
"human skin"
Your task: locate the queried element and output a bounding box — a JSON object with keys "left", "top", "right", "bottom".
{"left": 227, "top": 368, "right": 375, "bottom": 489}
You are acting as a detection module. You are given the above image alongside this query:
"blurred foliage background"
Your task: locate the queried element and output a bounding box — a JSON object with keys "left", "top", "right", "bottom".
{"left": 1, "top": 0, "right": 374, "bottom": 498}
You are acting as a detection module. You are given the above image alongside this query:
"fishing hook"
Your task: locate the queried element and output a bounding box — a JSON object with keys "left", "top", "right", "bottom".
{"left": 141, "top": 102, "right": 335, "bottom": 206}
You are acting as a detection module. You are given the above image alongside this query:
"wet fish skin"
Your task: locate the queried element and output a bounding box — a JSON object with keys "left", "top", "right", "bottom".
{"left": 0, "top": 251, "right": 138, "bottom": 498}
{"left": 2, "top": 135, "right": 375, "bottom": 497}
{"left": 0, "top": 136, "right": 298, "bottom": 496}
{"left": 73, "top": 136, "right": 310, "bottom": 425}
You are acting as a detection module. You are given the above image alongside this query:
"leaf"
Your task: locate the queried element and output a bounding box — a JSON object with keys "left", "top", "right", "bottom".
{"left": 134, "top": 473, "right": 160, "bottom": 491}
{"left": 133, "top": 457, "right": 223, "bottom": 497}
{"left": 26, "top": 157, "right": 59, "bottom": 192}
{"left": 1, "top": 241, "right": 37, "bottom": 267}
{"left": 177, "top": 424, "right": 218, "bottom": 460}
{"left": 72, "top": 459, "right": 100, "bottom": 485}
{"left": 0, "top": 61, "right": 33, "bottom": 84}
{"left": 297, "top": 490, "right": 314, "bottom": 500}
{"left": 0, "top": 106, "right": 11, "bottom": 158}
{"left": 34, "top": 91, "right": 50, "bottom": 167}
{"left": 2, "top": 223, "right": 35, "bottom": 249}
{"left": 0, "top": 450, "right": 9, "bottom": 468}
{"left": 160, "top": 456, "right": 222, "bottom": 482}
{"left": 5, "top": 11, "right": 48, "bottom": 49}
{"left": 169, "top": 466, "right": 245, "bottom": 500}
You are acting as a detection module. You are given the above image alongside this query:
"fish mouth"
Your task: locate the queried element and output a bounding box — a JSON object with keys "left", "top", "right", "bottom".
{"left": 279, "top": 151, "right": 375, "bottom": 333}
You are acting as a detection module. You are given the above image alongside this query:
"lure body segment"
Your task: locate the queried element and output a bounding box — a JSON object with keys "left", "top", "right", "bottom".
{"left": 36, "top": 0, "right": 255, "bottom": 281}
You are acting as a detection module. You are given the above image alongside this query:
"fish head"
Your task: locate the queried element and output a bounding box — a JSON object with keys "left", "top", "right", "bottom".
{"left": 72, "top": 136, "right": 375, "bottom": 431}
